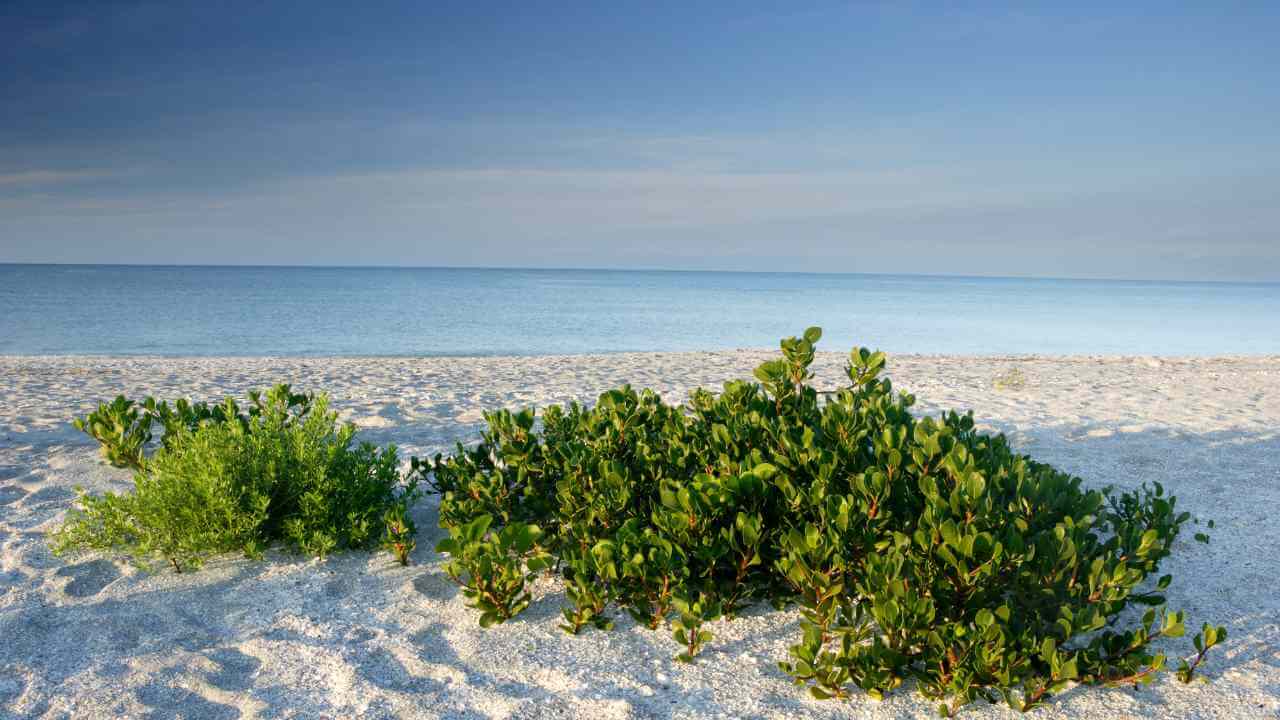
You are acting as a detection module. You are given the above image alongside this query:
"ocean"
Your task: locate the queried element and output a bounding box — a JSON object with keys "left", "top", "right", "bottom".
{"left": 1, "top": 264, "right": 1277, "bottom": 356}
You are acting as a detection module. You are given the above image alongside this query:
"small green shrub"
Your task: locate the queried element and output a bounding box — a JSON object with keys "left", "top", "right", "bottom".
{"left": 381, "top": 502, "right": 418, "bottom": 566}
{"left": 74, "top": 384, "right": 318, "bottom": 469}
{"left": 421, "top": 328, "right": 1222, "bottom": 715}
{"left": 435, "top": 515, "right": 553, "bottom": 627}
{"left": 992, "top": 367, "right": 1027, "bottom": 391}
{"left": 55, "top": 386, "right": 418, "bottom": 571}
{"left": 73, "top": 396, "right": 152, "bottom": 469}
{"left": 145, "top": 384, "right": 315, "bottom": 443}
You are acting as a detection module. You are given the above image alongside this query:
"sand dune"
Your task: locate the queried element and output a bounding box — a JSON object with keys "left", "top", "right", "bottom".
{"left": 1, "top": 352, "right": 1278, "bottom": 718}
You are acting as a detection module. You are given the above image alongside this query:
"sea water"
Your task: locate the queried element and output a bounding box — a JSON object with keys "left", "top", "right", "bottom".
{"left": 2, "top": 264, "right": 1277, "bottom": 356}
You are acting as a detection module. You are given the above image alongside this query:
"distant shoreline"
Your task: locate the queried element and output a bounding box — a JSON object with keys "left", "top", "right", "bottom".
{"left": 5, "top": 350, "right": 1280, "bottom": 361}
{"left": 5, "top": 265, "right": 1278, "bottom": 356}
{"left": 2, "top": 260, "right": 1278, "bottom": 286}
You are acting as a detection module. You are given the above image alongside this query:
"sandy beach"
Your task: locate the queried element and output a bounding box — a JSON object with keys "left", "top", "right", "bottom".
{"left": 1, "top": 351, "right": 1278, "bottom": 719}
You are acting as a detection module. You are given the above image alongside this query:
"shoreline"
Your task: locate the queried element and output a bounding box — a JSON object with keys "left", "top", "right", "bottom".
{"left": 2, "top": 352, "right": 1278, "bottom": 718}
{"left": 7, "top": 260, "right": 1280, "bottom": 286}
{"left": 6, "top": 350, "right": 1280, "bottom": 361}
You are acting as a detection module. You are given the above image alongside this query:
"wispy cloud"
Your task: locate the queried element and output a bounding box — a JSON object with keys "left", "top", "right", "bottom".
{"left": 0, "top": 168, "right": 120, "bottom": 187}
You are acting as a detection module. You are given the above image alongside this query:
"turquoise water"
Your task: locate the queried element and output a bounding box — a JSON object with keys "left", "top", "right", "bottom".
{"left": 1, "top": 264, "right": 1277, "bottom": 356}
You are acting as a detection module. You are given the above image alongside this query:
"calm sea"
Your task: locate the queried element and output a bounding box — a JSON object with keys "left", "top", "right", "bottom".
{"left": 1, "top": 264, "right": 1277, "bottom": 356}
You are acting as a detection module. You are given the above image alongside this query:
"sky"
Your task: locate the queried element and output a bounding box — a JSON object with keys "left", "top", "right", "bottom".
{"left": 1, "top": 1, "right": 1278, "bottom": 281}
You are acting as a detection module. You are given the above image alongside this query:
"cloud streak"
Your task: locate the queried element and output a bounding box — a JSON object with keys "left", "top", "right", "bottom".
{"left": 0, "top": 168, "right": 119, "bottom": 187}
{"left": 4, "top": 163, "right": 1275, "bottom": 281}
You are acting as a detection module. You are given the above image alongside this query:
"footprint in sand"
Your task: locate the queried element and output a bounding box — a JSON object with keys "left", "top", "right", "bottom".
{"left": 350, "top": 402, "right": 407, "bottom": 429}
{"left": 21, "top": 486, "right": 74, "bottom": 506}
{"left": 0, "top": 568, "right": 28, "bottom": 595}
{"left": 0, "top": 485, "right": 28, "bottom": 506}
{"left": 134, "top": 681, "right": 240, "bottom": 720}
{"left": 54, "top": 559, "right": 120, "bottom": 598}
{"left": 0, "top": 673, "right": 27, "bottom": 709}
{"left": 204, "top": 647, "right": 261, "bottom": 692}
{"left": 355, "top": 647, "right": 445, "bottom": 694}
{"left": 411, "top": 572, "right": 456, "bottom": 601}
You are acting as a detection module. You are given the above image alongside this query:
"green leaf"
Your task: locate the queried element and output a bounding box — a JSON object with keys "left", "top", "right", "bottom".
{"left": 1040, "top": 637, "right": 1056, "bottom": 663}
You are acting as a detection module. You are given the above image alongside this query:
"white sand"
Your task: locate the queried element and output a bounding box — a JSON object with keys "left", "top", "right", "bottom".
{"left": 1, "top": 352, "right": 1278, "bottom": 719}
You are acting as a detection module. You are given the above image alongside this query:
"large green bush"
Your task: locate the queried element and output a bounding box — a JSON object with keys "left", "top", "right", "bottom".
{"left": 56, "top": 385, "right": 419, "bottom": 571}
{"left": 422, "top": 328, "right": 1222, "bottom": 715}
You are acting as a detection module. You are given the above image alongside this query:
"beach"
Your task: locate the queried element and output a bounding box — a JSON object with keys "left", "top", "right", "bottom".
{"left": 1, "top": 351, "right": 1278, "bottom": 719}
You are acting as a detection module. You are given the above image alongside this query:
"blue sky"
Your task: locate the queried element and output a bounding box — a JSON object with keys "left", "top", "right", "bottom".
{"left": 1, "top": 1, "right": 1277, "bottom": 280}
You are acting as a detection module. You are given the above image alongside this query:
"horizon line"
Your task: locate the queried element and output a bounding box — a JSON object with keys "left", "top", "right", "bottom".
{"left": 0, "top": 261, "right": 1276, "bottom": 287}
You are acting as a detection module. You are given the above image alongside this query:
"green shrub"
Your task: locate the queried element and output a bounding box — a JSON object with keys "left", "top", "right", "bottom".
{"left": 73, "top": 396, "right": 152, "bottom": 470}
{"left": 144, "top": 384, "right": 316, "bottom": 446}
{"left": 435, "top": 516, "right": 553, "bottom": 627}
{"left": 381, "top": 502, "right": 418, "bottom": 566}
{"left": 73, "top": 384, "right": 318, "bottom": 469}
{"left": 992, "top": 367, "right": 1027, "bottom": 391}
{"left": 55, "top": 386, "right": 418, "bottom": 572}
{"left": 421, "top": 328, "right": 1223, "bottom": 715}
